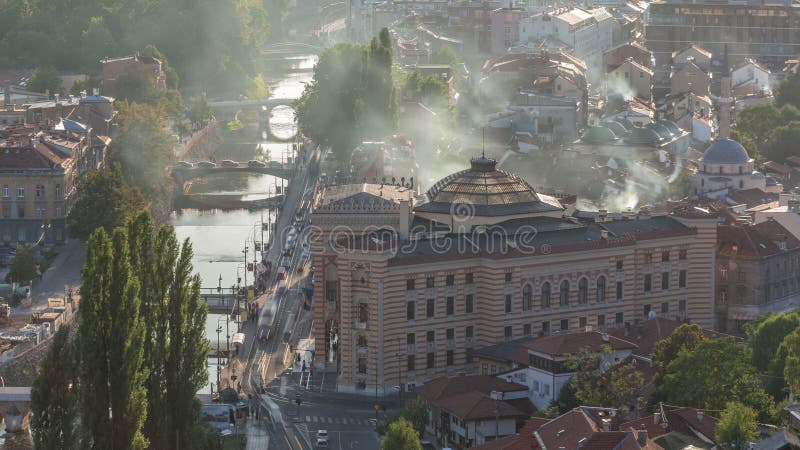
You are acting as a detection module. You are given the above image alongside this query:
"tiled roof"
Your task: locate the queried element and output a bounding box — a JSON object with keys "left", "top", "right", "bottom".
{"left": 717, "top": 221, "right": 800, "bottom": 258}
{"left": 437, "top": 391, "right": 529, "bottom": 421}
{"left": 728, "top": 188, "right": 778, "bottom": 209}
{"left": 470, "top": 337, "right": 535, "bottom": 365}
{"left": 416, "top": 375, "right": 527, "bottom": 403}
{"left": 609, "top": 317, "right": 731, "bottom": 357}
{"left": 525, "top": 331, "right": 637, "bottom": 356}
{"left": 471, "top": 417, "right": 549, "bottom": 450}
{"left": 0, "top": 144, "right": 65, "bottom": 170}
{"left": 578, "top": 431, "right": 640, "bottom": 449}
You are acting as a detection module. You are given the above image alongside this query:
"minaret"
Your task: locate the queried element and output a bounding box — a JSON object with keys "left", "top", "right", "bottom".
{"left": 718, "top": 44, "right": 732, "bottom": 139}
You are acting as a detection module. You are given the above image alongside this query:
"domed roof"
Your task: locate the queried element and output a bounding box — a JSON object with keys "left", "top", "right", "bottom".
{"left": 624, "top": 127, "right": 661, "bottom": 145}
{"left": 614, "top": 117, "right": 635, "bottom": 130}
{"left": 601, "top": 121, "right": 629, "bottom": 138}
{"left": 656, "top": 119, "right": 681, "bottom": 136}
{"left": 581, "top": 126, "right": 618, "bottom": 144}
{"left": 701, "top": 139, "right": 751, "bottom": 164}
{"left": 645, "top": 122, "right": 671, "bottom": 140}
{"left": 415, "top": 157, "right": 563, "bottom": 217}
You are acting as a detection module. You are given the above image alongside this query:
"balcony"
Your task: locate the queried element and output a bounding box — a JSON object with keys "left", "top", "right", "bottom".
{"left": 406, "top": 344, "right": 416, "bottom": 354}
{"left": 426, "top": 342, "right": 436, "bottom": 352}
{"left": 446, "top": 339, "right": 455, "bottom": 350}
{"left": 465, "top": 337, "right": 475, "bottom": 346}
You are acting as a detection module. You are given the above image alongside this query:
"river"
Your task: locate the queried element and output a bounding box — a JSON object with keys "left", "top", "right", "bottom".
{"left": 176, "top": 52, "right": 316, "bottom": 396}
{"left": 0, "top": 52, "right": 316, "bottom": 448}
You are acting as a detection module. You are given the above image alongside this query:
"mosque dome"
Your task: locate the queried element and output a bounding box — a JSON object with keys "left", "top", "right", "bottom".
{"left": 701, "top": 139, "right": 751, "bottom": 164}
{"left": 581, "top": 126, "right": 618, "bottom": 144}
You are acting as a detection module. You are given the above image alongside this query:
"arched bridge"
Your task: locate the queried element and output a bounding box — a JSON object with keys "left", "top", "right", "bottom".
{"left": 208, "top": 98, "right": 298, "bottom": 140}
{"left": 171, "top": 163, "right": 291, "bottom": 184}
{"left": 262, "top": 42, "right": 324, "bottom": 55}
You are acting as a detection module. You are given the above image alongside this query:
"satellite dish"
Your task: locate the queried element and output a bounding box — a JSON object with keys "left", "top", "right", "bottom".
{"left": 648, "top": 310, "right": 657, "bottom": 319}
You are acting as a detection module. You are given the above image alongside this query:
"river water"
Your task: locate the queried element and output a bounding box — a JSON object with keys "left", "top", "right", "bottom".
{"left": 0, "top": 53, "right": 316, "bottom": 448}
{"left": 175, "top": 53, "right": 316, "bottom": 396}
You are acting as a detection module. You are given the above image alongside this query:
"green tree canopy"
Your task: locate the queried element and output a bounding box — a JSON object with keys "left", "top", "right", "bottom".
{"left": 430, "top": 45, "right": 459, "bottom": 67}
{"left": 27, "top": 66, "right": 61, "bottom": 96}
{"left": 188, "top": 95, "right": 213, "bottom": 126}
{"left": 764, "top": 121, "right": 800, "bottom": 161}
{"left": 749, "top": 311, "right": 800, "bottom": 372}
{"left": 652, "top": 323, "right": 707, "bottom": 380}
{"left": 563, "top": 346, "right": 644, "bottom": 414}
{"left": 716, "top": 402, "right": 758, "bottom": 450}
{"left": 8, "top": 244, "right": 37, "bottom": 284}
{"left": 775, "top": 73, "right": 800, "bottom": 110}
{"left": 660, "top": 337, "right": 774, "bottom": 421}
{"left": 30, "top": 326, "right": 79, "bottom": 450}
{"left": 296, "top": 29, "right": 397, "bottom": 163}
{"left": 115, "top": 64, "right": 160, "bottom": 104}
{"left": 69, "top": 77, "right": 101, "bottom": 96}
{"left": 66, "top": 165, "right": 145, "bottom": 240}
{"left": 381, "top": 417, "right": 422, "bottom": 450}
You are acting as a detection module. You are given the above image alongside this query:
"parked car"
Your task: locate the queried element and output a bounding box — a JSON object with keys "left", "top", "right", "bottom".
{"left": 197, "top": 161, "right": 216, "bottom": 168}
{"left": 315, "top": 439, "right": 328, "bottom": 448}
{"left": 176, "top": 161, "right": 193, "bottom": 168}
{"left": 316, "top": 430, "right": 329, "bottom": 442}
{"left": 220, "top": 160, "right": 239, "bottom": 168}
{"left": 268, "top": 161, "right": 283, "bottom": 168}
{"left": 248, "top": 160, "right": 267, "bottom": 168}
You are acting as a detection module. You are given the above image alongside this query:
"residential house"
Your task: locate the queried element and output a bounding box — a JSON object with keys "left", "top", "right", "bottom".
{"left": 755, "top": 194, "right": 800, "bottom": 242}
{"left": 668, "top": 92, "right": 713, "bottom": 123}
{"left": 731, "top": 59, "right": 771, "bottom": 96}
{"left": 490, "top": 331, "right": 638, "bottom": 409}
{"left": 607, "top": 58, "right": 653, "bottom": 102}
{"left": 0, "top": 121, "right": 109, "bottom": 245}
{"left": 670, "top": 60, "right": 710, "bottom": 97}
{"left": 603, "top": 98, "right": 655, "bottom": 126}
{"left": 490, "top": 6, "right": 525, "bottom": 55}
{"left": 603, "top": 41, "right": 653, "bottom": 74}
{"left": 511, "top": 90, "right": 581, "bottom": 143}
{"left": 415, "top": 375, "right": 534, "bottom": 447}
{"left": 671, "top": 44, "right": 712, "bottom": 72}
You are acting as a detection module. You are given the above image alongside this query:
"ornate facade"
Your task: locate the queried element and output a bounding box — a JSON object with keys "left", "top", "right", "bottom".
{"left": 310, "top": 158, "right": 717, "bottom": 395}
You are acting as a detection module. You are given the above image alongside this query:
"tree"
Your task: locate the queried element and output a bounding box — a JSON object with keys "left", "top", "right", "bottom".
{"left": 430, "top": 45, "right": 459, "bottom": 67}
{"left": 164, "top": 234, "right": 209, "bottom": 449}
{"left": 716, "top": 402, "right": 758, "bottom": 450}
{"left": 245, "top": 74, "right": 269, "bottom": 99}
{"left": 80, "top": 17, "right": 116, "bottom": 70}
{"left": 30, "top": 326, "right": 79, "bottom": 450}
{"left": 775, "top": 73, "right": 800, "bottom": 110}
{"left": 188, "top": 95, "right": 213, "bottom": 126}
{"left": 735, "top": 104, "right": 781, "bottom": 153}
{"left": 782, "top": 328, "right": 800, "bottom": 397}
{"left": 396, "top": 399, "right": 427, "bottom": 437}
{"left": 660, "top": 337, "right": 774, "bottom": 421}
{"left": 115, "top": 63, "right": 159, "bottom": 103}
{"left": 652, "top": 324, "right": 707, "bottom": 380}
{"left": 27, "top": 66, "right": 61, "bottom": 96}
{"left": 78, "top": 228, "right": 148, "bottom": 449}
{"left": 764, "top": 121, "right": 800, "bottom": 161}
{"left": 749, "top": 311, "right": 800, "bottom": 372}
{"left": 563, "top": 346, "right": 644, "bottom": 414}
{"left": 381, "top": 417, "right": 422, "bottom": 450}
{"left": 67, "top": 165, "right": 145, "bottom": 240}
{"left": 8, "top": 244, "right": 37, "bottom": 284}
{"left": 70, "top": 77, "right": 101, "bottom": 96}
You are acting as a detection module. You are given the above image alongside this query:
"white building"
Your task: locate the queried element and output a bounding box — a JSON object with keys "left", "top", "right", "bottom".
{"left": 694, "top": 138, "right": 767, "bottom": 198}
{"left": 755, "top": 194, "right": 800, "bottom": 241}
{"left": 497, "top": 331, "right": 637, "bottom": 409}
{"left": 732, "top": 59, "right": 771, "bottom": 96}
{"left": 517, "top": 7, "right": 613, "bottom": 83}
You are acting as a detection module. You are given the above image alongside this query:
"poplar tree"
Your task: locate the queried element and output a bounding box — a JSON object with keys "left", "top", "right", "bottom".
{"left": 165, "top": 236, "right": 210, "bottom": 449}
{"left": 78, "top": 228, "right": 148, "bottom": 450}
{"left": 30, "top": 326, "right": 78, "bottom": 450}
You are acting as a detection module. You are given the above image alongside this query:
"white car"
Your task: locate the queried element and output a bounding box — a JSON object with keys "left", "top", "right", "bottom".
{"left": 316, "top": 438, "right": 328, "bottom": 448}
{"left": 316, "top": 430, "right": 329, "bottom": 442}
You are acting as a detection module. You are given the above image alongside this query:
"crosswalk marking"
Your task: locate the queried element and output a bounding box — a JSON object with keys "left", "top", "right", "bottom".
{"left": 304, "top": 416, "right": 372, "bottom": 426}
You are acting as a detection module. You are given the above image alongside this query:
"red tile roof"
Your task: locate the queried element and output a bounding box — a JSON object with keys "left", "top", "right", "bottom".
{"left": 472, "top": 417, "right": 549, "bottom": 450}
{"left": 437, "top": 390, "right": 529, "bottom": 421}
{"left": 718, "top": 221, "right": 800, "bottom": 258}
{"left": 764, "top": 160, "right": 794, "bottom": 175}
{"left": 525, "top": 331, "right": 638, "bottom": 357}
{"left": 415, "top": 375, "right": 527, "bottom": 403}
{"left": 609, "top": 317, "right": 730, "bottom": 357}
{"left": 0, "top": 144, "right": 64, "bottom": 169}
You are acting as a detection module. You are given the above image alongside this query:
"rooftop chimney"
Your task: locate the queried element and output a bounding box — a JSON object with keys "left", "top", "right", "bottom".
{"left": 697, "top": 410, "right": 704, "bottom": 422}
{"left": 92, "top": 87, "right": 99, "bottom": 96}
{"left": 637, "top": 429, "right": 648, "bottom": 446}
{"left": 601, "top": 229, "right": 609, "bottom": 240}
{"left": 654, "top": 413, "right": 660, "bottom": 424}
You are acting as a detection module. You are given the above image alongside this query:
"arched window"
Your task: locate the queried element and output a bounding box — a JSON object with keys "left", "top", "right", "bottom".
{"left": 560, "top": 280, "right": 570, "bottom": 307}
{"left": 522, "top": 284, "right": 532, "bottom": 311}
{"left": 739, "top": 166, "right": 743, "bottom": 174}
{"left": 719, "top": 166, "right": 723, "bottom": 174}
{"left": 578, "top": 278, "right": 588, "bottom": 304}
{"left": 357, "top": 335, "right": 367, "bottom": 347}
{"left": 701, "top": 178, "right": 705, "bottom": 187}
{"left": 541, "top": 282, "right": 551, "bottom": 308}
{"left": 596, "top": 276, "right": 606, "bottom": 303}
{"left": 739, "top": 180, "right": 744, "bottom": 189}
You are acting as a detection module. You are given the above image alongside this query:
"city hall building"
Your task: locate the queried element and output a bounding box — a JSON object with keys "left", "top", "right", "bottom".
{"left": 309, "top": 157, "right": 716, "bottom": 395}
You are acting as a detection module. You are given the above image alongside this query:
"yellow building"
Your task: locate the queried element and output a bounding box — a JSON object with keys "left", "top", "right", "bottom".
{"left": 0, "top": 120, "right": 108, "bottom": 245}
{"left": 310, "top": 157, "right": 717, "bottom": 396}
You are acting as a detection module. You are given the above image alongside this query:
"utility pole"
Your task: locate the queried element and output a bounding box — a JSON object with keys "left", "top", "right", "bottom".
{"left": 491, "top": 390, "right": 503, "bottom": 440}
